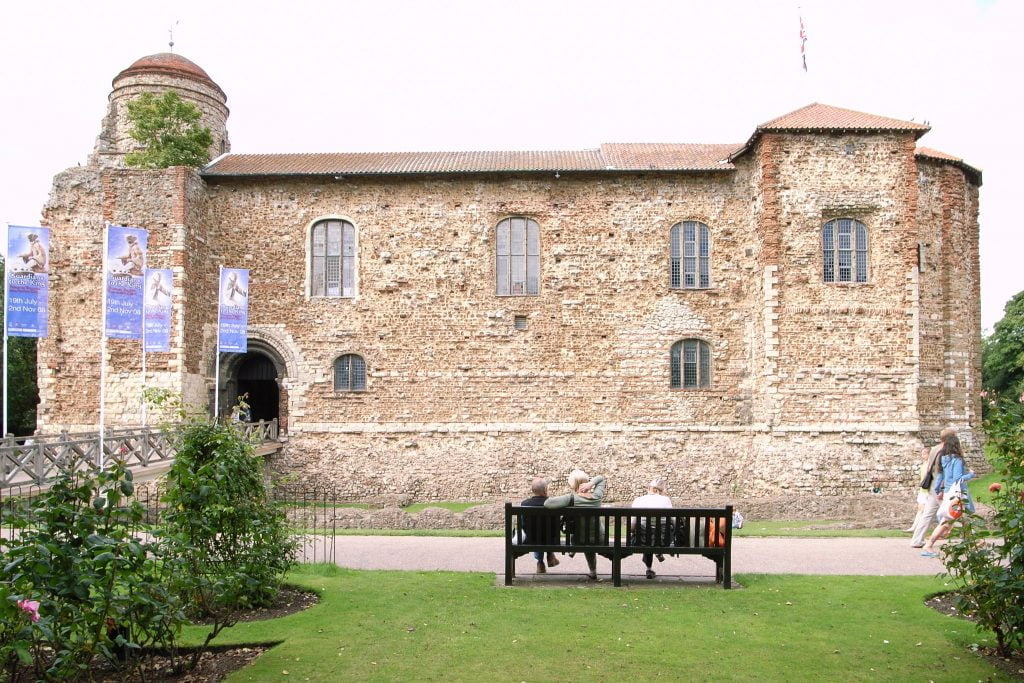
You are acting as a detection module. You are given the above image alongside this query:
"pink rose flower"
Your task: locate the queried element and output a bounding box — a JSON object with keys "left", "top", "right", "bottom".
{"left": 989, "top": 482, "right": 1002, "bottom": 493}
{"left": 17, "top": 599, "right": 40, "bottom": 623}
{"left": 980, "top": 390, "right": 988, "bottom": 399}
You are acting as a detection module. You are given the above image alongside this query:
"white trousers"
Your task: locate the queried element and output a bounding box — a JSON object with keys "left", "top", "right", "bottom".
{"left": 910, "top": 491, "right": 939, "bottom": 546}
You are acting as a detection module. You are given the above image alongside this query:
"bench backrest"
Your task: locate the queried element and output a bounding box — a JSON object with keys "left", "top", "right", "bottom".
{"left": 506, "top": 503, "right": 732, "bottom": 550}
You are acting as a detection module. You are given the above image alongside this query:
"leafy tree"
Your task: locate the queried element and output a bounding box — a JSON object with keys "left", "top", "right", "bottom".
{"left": 124, "top": 91, "right": 213, "bottom": 169}
{"left": 983, "top": 289, "right": 1024, "bottom": 403}
{"left": 941, "top": 396, "right": 1024, "bottom": 657}
{"left": 0, "top": 256, "right": 39, "bottom": 436}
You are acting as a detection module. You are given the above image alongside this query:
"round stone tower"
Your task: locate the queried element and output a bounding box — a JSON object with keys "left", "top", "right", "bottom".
{"left": 91, "top": 52, "right": 230, "bottom": 167}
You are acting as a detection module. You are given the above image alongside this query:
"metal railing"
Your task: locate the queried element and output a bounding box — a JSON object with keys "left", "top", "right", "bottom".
{"left": 1, "top": 419, "right": 279, "bottom": 489}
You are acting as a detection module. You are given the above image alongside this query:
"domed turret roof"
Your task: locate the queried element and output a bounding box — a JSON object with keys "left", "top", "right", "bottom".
{"left": 113, "top": 52, "right": 225, "bottom": 100}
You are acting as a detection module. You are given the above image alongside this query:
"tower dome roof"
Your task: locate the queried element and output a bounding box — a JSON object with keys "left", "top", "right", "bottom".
{"left": 113, "top": 52, "right": 225, "bottom": 100}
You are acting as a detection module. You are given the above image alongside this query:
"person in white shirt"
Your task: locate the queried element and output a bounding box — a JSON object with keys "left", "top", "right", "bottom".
{"left": 631, "top": 477, "right": 673, "bottom": 579}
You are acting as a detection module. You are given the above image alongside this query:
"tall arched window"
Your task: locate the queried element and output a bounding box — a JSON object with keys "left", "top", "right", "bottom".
{"left": 822, "top": 218, "right": 868, "bottom": 283}
{"left": 496, "top": 217, "right": 540, "bottom": 296}
{"left": 670, "top": 339, "right": 711, "bottom": 388}
{"left": 334, "top": 354, "right": 366, "bottom": 391}
{"left": 311, "top": 219, "right": 356, "bottom": 297}
{"left": 670, "top": 221, "right": 710, "bottom": 289}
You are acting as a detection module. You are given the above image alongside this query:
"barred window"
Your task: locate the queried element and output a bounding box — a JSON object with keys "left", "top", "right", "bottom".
{"left": 670, "top": 221, "right": 710, "bottom": 289}
{"left": 311, "top": 219, "right": 356, "bottom": 297}
{"left": 670, "top": 339, "right": 711, "bottom": 389}
{"left": 496, "top": 217, "right": 540, "bottom": 296}
{"left": 334, "top": 354, "right": 366, "bottom": 391}
{"left": 822, "top": 218, "right": 868, "bottom": 283}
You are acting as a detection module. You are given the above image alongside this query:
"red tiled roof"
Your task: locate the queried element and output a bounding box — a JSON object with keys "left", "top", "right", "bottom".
{"left": 916, "top": 147, "right": 983, "bottom": 185}
{"left": 114, "top": 52, "right": 225, "bottom": 100}
{"left": 729, "top": 103, "right": 931, "bottom": 162}
{"left": 202, "top": 145, "right": 740, "bottom": 177}
{"left": 759, "top": 103, "right": 930, "bottom": 134}
{"left": 599, "top": 144, "right": 738, "bottom": 171}
{"left": 201, "top": 104, "right": 977, "bottom": 182}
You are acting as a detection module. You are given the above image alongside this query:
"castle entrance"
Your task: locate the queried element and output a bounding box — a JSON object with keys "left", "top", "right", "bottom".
{"left": 236, "top": 353, "right": 279, "bottom": 423}
{"left": 219, "top": 339, "right": 290, "bottom": 433}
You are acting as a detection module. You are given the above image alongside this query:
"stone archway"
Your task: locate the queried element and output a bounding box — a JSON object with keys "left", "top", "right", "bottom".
{"left": 218, "top": 338, "right": 290, "bottom": 434}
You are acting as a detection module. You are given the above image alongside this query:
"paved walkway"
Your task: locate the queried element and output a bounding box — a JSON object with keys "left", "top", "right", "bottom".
{"left": 319, "top": 536, "right": 945, "bottom": 582}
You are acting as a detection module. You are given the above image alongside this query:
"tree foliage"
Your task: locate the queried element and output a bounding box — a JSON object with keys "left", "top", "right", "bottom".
{"left": 124, "top": 91, "right": 213, "bottom": 169}
{"left": 941, "top": 396, "right": 1024, "bottom": 657}
{"left": 983, "top": 289, "right": 1024, "bottom": 402}
{"left": 0, "top": 257, "right": 39, "bottom": 436}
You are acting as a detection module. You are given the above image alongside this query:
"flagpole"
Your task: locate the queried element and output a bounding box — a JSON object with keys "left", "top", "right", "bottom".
{"left": 2, "top": 223, "right": 10, "bottom": 437}
{"left": 141, "top": 267, "right": 148, "bottom": 428}
{"left": 99, "top": 225, "right": 109, "bottom": 470}
{"left": 214, "top": 265, "right": 222, "bottom": 422}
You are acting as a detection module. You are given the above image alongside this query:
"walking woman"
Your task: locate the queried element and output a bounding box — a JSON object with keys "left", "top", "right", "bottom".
{"left": 921, "top": 433, "right": 975, "bottom": 557}
{"left": 545, "top": 469, "right": 606, "bottom": 580}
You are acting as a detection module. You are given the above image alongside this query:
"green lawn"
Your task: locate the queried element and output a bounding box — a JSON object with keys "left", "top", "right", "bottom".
{"left": 184, "top": 567, "right": 1007, "bottom": 682}
{"left": 733, "top": 520, "right": 906, "bottom": 538}
{"left": 402, "top": 501, "right": 488, "bottom": 514}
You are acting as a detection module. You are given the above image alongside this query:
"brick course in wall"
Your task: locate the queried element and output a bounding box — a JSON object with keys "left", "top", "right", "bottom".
{"left": 35, "top": 55, "right": 984, "bottom": 498}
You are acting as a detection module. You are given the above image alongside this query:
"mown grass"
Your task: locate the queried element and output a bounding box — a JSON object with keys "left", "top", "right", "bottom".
{"left": 401, "top": 501, "right": 488, "bottom": 514}
{"left": 182, "top": 566, "right": 1007, "bottom": 682}
{"left": 297, "top": 522, "right": 907, "bottom": 538}
{"left": 732, "top": 520, "right": 906, "bottom": 538}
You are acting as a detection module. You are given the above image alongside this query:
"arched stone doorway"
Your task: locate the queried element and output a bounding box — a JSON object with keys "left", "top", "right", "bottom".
{"left": 236, "top": 353, "right": 279, "bottom": 422}
{"left": 218, "top": 338, "right": 290, "bottom": 434}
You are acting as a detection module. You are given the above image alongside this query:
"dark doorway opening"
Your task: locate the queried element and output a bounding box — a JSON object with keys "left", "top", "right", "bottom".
{"left": 236, "top": 353, "right": 279, "bottom": 423}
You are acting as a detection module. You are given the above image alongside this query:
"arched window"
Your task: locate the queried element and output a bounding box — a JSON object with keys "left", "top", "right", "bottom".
{"left": 670, "top": 339, "right": 711, "bottom": 389}
{"left": 496, "top": 217, "right": 540, "bottom": 296}
{"left": 311, "top": 219, "right": 356, "bottom": 297}
{"left": 670, "top": 221, "right": 710, "bottom": 289}
{"left": 334, "top": 354, "right": 366, "bottom": 391}
{"left": 822, "top": 219, "right": 868, "bottom": 283}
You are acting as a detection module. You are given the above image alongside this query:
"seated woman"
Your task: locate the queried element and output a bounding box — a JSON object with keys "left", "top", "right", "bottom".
{"left": 544, "top": 469, "right": 606, "bottom": 580}
{"left": 631, "top": 477, "right": 673, "bottom": 579}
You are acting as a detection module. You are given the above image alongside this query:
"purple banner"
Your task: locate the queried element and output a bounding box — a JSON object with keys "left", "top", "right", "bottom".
{"left": 103, "top": 226, "right": 148, "bottom": 339}
{"left": 5, "top": 226, "right": 49, "bottom": 338}
{"left": 218, "top": 268, "right": 249, "bottom": 352}
{"left": 144, "top": 268, "right": 173, "bottom": 352}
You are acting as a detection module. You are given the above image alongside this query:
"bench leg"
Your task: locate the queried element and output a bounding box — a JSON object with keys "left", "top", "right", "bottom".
{"left": 505, "top": 550, "right": 514, "bottom": 586}
{"left": 612, "top": 555, "right": 622, "bottom": 587}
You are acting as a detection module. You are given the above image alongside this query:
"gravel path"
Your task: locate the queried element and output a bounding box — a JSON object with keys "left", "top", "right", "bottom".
{"left": 315, "top": 535, "right": 945, "bottom": 581}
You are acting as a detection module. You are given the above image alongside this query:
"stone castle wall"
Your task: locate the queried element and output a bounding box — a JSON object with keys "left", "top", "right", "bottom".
{"left": 35, "top": 67, "right": 983, "bottom": 497}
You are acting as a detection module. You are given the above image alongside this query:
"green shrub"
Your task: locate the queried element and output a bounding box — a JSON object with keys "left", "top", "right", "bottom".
{"left": 160, "top": 420, "right": 296, "bottom": 617}
{"left": 941, "top": 395, "right": 1024, "bottom": 657}
{"left": 0, "top": 465, "right": 186, "bottom": 679}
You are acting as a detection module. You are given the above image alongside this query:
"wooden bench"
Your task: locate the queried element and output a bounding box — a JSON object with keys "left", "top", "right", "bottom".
{"left": 504, "top": 502, "right": 733, "bottom": 588}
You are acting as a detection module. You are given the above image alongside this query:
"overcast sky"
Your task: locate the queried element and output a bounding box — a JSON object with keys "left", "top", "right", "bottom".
{"left": 1, "top": 0, "right": 1020, "bottom": 331}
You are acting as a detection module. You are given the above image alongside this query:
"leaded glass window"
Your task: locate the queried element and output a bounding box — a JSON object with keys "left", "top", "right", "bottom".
{"left": 670, "top": 221, "right": 710, "bottom": 289}
{"left": 334, "top": 354, "right": 366, "bottom": 391}
{"left": 670, "top": 339, "right": 711, "bottom": 389}
{"left": 496, "top": 217, "right": 540, "bottom": 296}
{"left": 311, "top": 219, "right": 356, "bottom": 297}
{"left": 822, "top": 218, "right": 868, "bottom": 283}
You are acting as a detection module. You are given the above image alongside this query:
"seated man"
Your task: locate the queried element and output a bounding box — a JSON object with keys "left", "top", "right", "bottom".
{"left": 520, "top": 477, "right": 561, "bottom": 574}
{"left": 631, "top": 477, "right": 673, "bottom": 579}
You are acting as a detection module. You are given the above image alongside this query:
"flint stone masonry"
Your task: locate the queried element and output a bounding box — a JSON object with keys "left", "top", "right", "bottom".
{"left": 36, "top": 55, "right": 984, "bottom": 499}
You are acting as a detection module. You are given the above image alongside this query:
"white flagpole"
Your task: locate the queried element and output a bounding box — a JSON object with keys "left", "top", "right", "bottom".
{"left": 214, "top": 265, "right": 222, "bottom": 422}
{"left": 2, "top": 223, "right": 9, "bottom": 437}
{"left": 141, "top": 266, "right": 148, "bottom": 428}
{"left": 99, "top": 225, "right": 109, "bottom": 470}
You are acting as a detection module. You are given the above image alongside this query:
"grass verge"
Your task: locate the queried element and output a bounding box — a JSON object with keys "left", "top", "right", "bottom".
{"left": 183, "top": 567, "right": 1007, "bottom": 682}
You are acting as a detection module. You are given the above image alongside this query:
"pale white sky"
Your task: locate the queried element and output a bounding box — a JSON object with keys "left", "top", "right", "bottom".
{"left": 1, "top": 0, "right": 1020, "bottom": 331}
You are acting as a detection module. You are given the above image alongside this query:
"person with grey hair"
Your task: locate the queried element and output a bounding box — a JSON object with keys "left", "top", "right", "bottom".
{"left": 631, "top": 477, "right": 673, "bottom": 579}
{"left": 544, "top": 469, "right": 607, "bottom": 580}
{"left": 519, "top": 477, "right": 560, "bottom": 573}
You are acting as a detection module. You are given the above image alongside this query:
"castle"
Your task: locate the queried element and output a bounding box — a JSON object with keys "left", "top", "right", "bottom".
{"left": 37, "top": 52, "right": 983, "bottom": 500}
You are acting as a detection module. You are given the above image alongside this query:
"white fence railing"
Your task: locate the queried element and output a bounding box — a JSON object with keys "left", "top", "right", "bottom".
{"left": 1, "top": 420, "right": 279, "bottom": 489}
